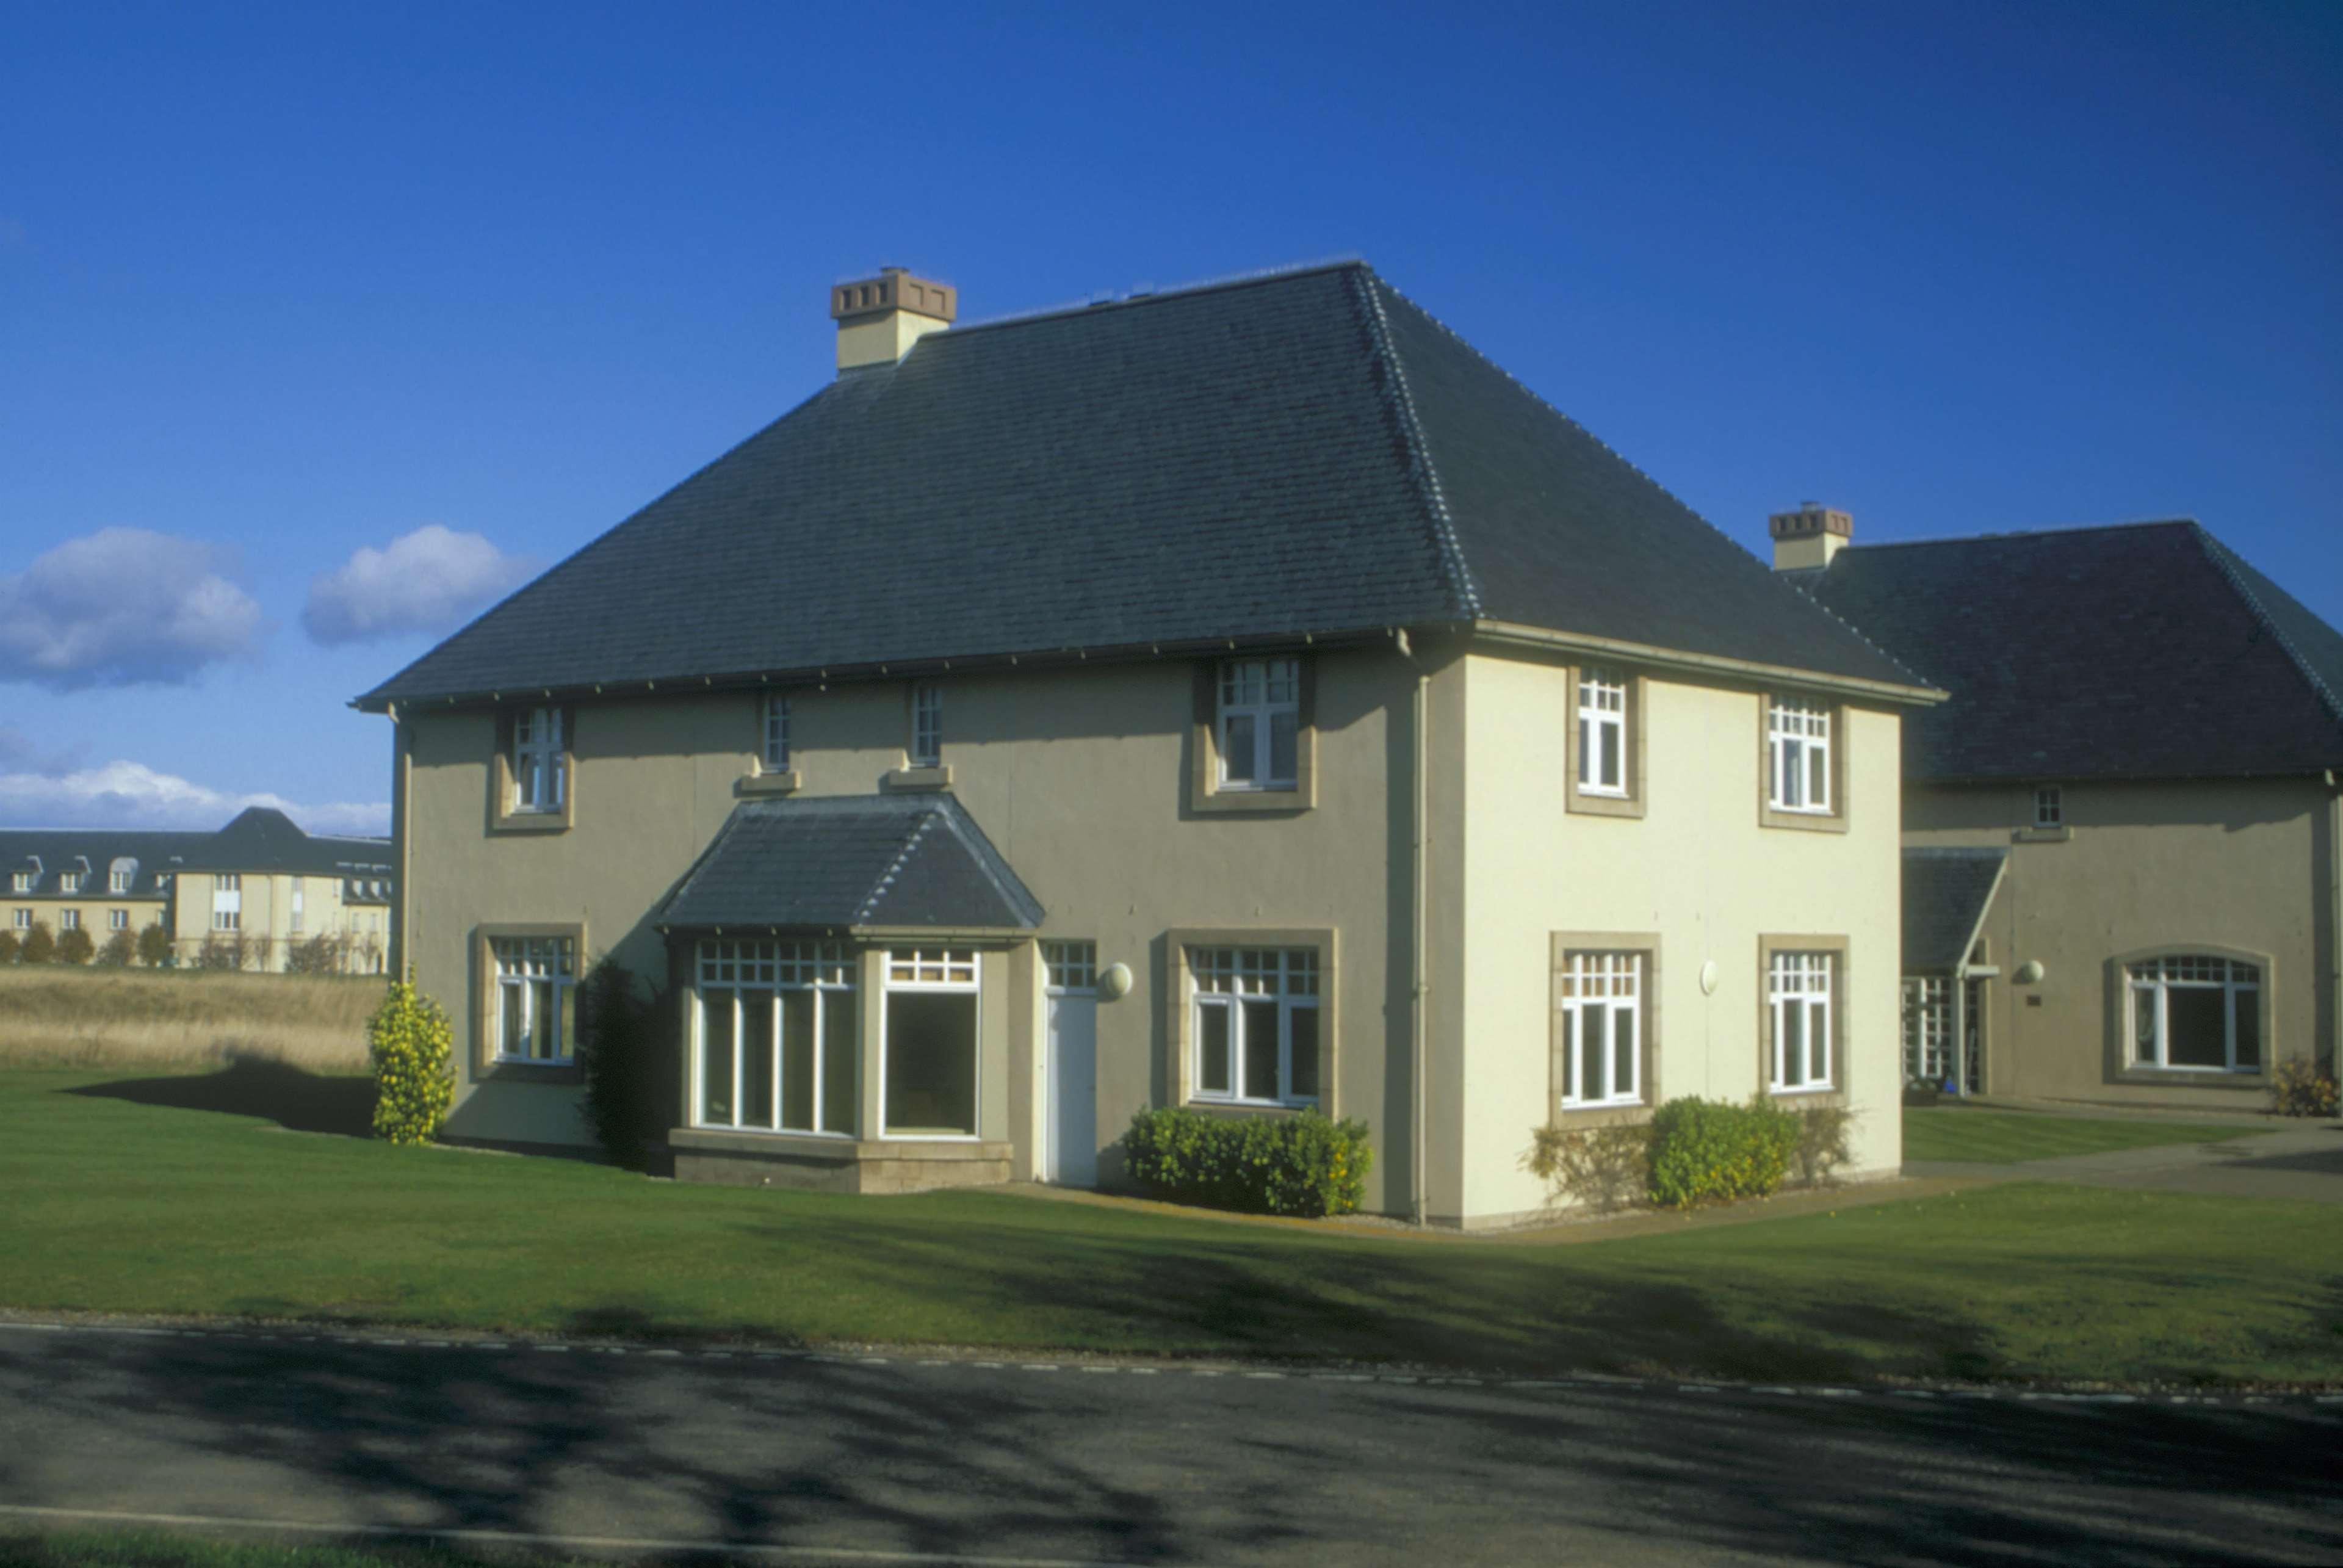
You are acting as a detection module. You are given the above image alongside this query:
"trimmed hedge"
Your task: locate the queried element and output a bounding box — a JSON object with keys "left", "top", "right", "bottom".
{"left": 1647, "top": 1095, "right": 1802, "bottom": 1209}
{"left": 1123, "top": 1106, "right": 1373, "bottom": 1217}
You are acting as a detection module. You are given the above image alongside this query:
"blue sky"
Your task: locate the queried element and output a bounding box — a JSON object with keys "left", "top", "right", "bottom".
{"left": 3, "top": 1, "right": 2337, "bottom": 832}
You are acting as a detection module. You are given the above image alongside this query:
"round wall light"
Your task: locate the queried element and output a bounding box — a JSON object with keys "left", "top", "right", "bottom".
{"left": 1699, "top": 959, "right": 1719, "bottom": 996}
{"left": 1098, "top": 961, "right": 1133, "bottom": 1001}
{"left": 2015, "top": 959, "right": 2046, "bottom": 985}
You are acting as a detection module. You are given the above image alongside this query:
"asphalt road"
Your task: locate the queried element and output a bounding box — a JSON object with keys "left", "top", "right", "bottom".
{"left": 0, "top": 1323, "right": 2336, "bottom": 1567}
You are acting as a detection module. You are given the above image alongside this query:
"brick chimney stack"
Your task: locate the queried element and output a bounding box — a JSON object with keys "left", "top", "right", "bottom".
{"left": 832, "top": 267, "right": 955, "bottom": 373}
{"left": 1769, "top": 502, "right": 1852, "bottom": 571}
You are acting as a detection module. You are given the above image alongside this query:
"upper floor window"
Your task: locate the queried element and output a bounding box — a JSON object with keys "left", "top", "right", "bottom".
{"left": 513, "top": 707, "right": 566, "bottom": 814}
{"left": 8, "top": 873, "right": 29, "bottom": 894}
{"left": 109, "top": 909, "right": 129, "bottom": 931}
{"left": 2034, "top": 786, "right": 2062, "bottom": 828}
{"left": 1767, "top": 697, "right": 1832, "bottom": 814}
{"left": 1190, "top": 946, "right": 1319, "bottom": 1105}
{"left": 59, "top": 873, "right": 83, "bottom": 894}
{"left": 763, "top": 693, "right": 792, "bottom": 771}
{"left": 109, "top": 859, "right": 137, "bottom": 893}
{"left": 211, "top": 874, "right": 241, "bottom": 933}
{"left": 1556, "top": 950, "right": 1641, "bottom": 1108}
{"left": 1769, "top": 950, "right": 1835, "bottom": 1092}
{"left": 910, "top": 684, "right": 942, "bottom": 768}
{"left": 1217, "top": 658, "right": 1300, "bottom": 791}
{"left": 1576, "top": 670, "right": 1628, "bottom": 797}
{"left": 2128, "top": 955, "right": 2260, "bottom": 1072}
{"left": 493, "top": 935, "right": 577, "bottom": 1064}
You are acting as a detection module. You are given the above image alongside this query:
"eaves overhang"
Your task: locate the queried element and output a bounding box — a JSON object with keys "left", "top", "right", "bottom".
{"left": 1468, "top": 619, "right": 1947, "bottom": 707}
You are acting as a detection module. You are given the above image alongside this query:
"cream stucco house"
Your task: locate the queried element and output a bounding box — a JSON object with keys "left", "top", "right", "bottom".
{"left": 1794, "top": 516, "right": 2343, "bottom": 1108}
{"left": 358, "top": 262, "right": 1941, "bottom": 1226}
{"left": 2, "top": 806, "right": 392, "bottom": 973}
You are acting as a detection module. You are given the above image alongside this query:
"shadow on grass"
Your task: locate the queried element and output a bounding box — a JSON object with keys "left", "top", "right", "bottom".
{"left": 65, "top": 1055, "right": 376, "bottom": 1138}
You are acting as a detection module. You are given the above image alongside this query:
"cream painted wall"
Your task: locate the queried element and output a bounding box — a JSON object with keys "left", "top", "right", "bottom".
{"left": 1455, "top": 650, "right": 1906, "bottom": 1224}
{"left": 401, "top": 649, "right": 1421, "bottom": 1204}
{"left": 1905, "top": 778, "right": 2333, "bottom": 1107}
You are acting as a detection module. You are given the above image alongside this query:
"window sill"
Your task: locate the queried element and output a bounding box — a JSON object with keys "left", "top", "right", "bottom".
{"left": 1759, "top": 804, "right": 1848, "bottom": 834}
{"left": 1183, "top": 1098, "right": 1318, "bottom": 1118}
{"left": 884, "top": 765, "right": 953, "bottom": 792}
{"left": 2116, "top": 1066, "right": 2267, "bottom": 1087}
{"left": 491, "top": 808, "right": 571, "bottom": 834}
{"left": 1551, "top": 1099, "right": 1651, "bottom": 1128}
{"left": 1767, "top": 1083, "right": 1842, "bottom": 1099}
{"left": 1193, "top": 785, "right": 1309, "bottom": 815}
{"left": 2013, "top": 825, "right": 2072, "bottom": 844}
{"left": 736, "top": 768, "right": 801, "bottom": 797}
{"left": 1565, "top": 785, "right": 1645, "bottom": 820}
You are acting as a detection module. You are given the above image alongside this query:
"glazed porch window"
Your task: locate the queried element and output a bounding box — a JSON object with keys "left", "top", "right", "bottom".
{"left": 696, "top": 940, "right": 857, "bottom": 1134}
{"left": 1901, "top": 976, "right": 1951, "bottom": 1082}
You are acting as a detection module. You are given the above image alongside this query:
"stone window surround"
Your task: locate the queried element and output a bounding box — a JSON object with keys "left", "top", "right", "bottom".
{"left": 490, "top": 706, "right": 576, "bottom": 833}
{"left": 1563, "top": 667, "right": 1649, "bottom": 819}
{"left": 471, "top": 921, "right": 587, "bottom": 1085}
{"left": 2105, "top": 942, "right": 2276, "bottom": 1088}
{"left": 1548, "top": 931, "right": 1661, "bottom": 1125}
{"left": 1756, "top": 932, "right": 1852, "bottom": 1105}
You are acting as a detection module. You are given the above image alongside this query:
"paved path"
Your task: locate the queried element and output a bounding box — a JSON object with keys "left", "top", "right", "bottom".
{"left": 1906, "top": 1122, "right": 2343, "bottom": 1202}
{"left": 2, "top": 1323, "right": 2338, "bottom": 1566}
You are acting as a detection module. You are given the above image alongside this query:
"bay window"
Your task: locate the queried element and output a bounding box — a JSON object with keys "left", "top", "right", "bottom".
{"left": 696, "top": 940, "right": 857, "bottom": 1134}
{"left": 884, "top": 947, "right": 978, "bottom": 1136}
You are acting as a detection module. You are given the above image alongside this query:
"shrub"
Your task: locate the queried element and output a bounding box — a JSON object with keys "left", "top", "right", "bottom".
{"left": 56, "top": 926, "right": 95, "bottom": 966}
{"left": 0, "top": 929, "right": 17, "bottom": 965}
{"left": 196, "top": 936, "right": 245, "bottom": 971}
{"left": 95, "top": 930, "right": 135, "bottom": 969}
{"left": 137, "top": 923, "right": 172, "bottom": 968}
{"left": 1523, "top": 1121, "right": 1655, "bottom": 1213}
{"left": 20, "top": 922, "right": 56, "bottom": 966}
{"left": 285, "top": 933, "right": 346, "bottom": 975}
{"left": 576, "top": 959, "right": 671, "bottom": 1169}
{"left": 2270, "top": 1058, "right": 2340, "bottom": 1119}
{"left": 1646, "top": 1095, "right": 1801, "bottom": 1209}
{"left": 1122, "top": 1106, "right": 1373, "bottom": 1217}
{"left": 1791, "top": 1102, "right": 1855, "bottom": 1187}
{"left": 367, "top": 971, "right": 454, "bottom": 1145}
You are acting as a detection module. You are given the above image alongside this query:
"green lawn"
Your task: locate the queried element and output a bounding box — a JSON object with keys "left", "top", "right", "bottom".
{"left": 1904, "top": 1107, "right": 2264, "bottom": 1165}
{"left": 0, "top": 1533, "right": 580, "bottom": 1568}
{"left": 2, "top": 1066, "right": 2338, "bottom": 1386}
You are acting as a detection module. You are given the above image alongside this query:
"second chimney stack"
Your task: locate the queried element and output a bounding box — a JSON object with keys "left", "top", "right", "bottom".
{"left": 1769, "top": 502, "right": 1852, "bottom": 571}
{"left": 833, "top": 267, "right": 955, "bottom": 374}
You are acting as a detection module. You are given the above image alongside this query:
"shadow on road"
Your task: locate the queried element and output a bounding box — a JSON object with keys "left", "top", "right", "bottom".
{"left": 66, "top": 1057, "right": 375, "bottom": 1138}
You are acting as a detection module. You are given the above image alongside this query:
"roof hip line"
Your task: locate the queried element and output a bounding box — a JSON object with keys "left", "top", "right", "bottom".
{"left": 2189, "top": 524, "right": 2343, "bottom": 734}
{"left": 1352, "top": 270, "right": 1482, "bottom": 620}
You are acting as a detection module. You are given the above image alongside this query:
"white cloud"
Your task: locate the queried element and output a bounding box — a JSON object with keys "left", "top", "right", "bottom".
{"left": 303, "top": 524, "right": 534, "bottom": 646}
{"left": 0, "top": 759, "right": 388, "bottom": 837}
{"left": 0, "top": 528, "right": 266, "bottom": 690}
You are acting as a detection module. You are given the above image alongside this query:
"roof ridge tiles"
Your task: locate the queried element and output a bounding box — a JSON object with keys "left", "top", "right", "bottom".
{"left": 2187, "top": 524, "right": 2343, "bottom": 737}
{"left": 1836, "top": 518, "right": 2201, "bottom": 553}
{"left": 943, "top": 256, "right": 1368, "bottom": 338}
{"left": 856, "top": 804, "right": 938, "bottom": 923}
{"left": 1352, "top": 270, "right": 1482, "bottom": 620}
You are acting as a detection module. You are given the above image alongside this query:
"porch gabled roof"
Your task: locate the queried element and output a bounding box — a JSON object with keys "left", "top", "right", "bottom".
{"left": 1902, "top": 847, "right": 2007, "bottom": 974}
{"left": 654, "top": 794, "right": 1044, "bottom": 934}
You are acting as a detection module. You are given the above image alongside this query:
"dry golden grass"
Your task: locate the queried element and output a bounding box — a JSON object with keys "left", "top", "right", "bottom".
{"left": 0, "top": 966, "right": 383, "bottom": 1071}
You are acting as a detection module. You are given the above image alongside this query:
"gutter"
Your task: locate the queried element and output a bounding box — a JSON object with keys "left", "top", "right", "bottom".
{"left": 1470, "top": 619, "right": 1946, "bottom": 707}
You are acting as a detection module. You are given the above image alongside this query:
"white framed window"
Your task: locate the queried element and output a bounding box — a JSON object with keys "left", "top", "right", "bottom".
{"left": 211, "top": 875, "right": 241, "bottom": 933}
{"left": 1044, "top": 939, "right": 1097, "bottom": 994}
{"left": 763, "top": 693, "right": 792, "bottom": 771}
{"left": 1576, "top": 670, "right": 1628, "bottom": 797}
{"left": 493, "top": 936, "right": 577, "bottom": 1064}
{"left": 8, "top": 873, "right": 29, "bottom": 894}
{"left": 512, "top": 707, "right": 566, "bottom": 814}
{"left": 60, "top": 909, "right": 80, "bottom": 931}
{"left": 1556, "top": 951, "right": 1641, "bottom": 1107}
{"left": 11, "top": 909, "right": 27, "bottom": 930}
{"left": 695, "top": 940, "right": 857, "bottom": 1135}
{"left": 2034, "top": 786, "right": 2062, "bottom": 828}
{"left": 884, "top": 946, "right": 979, "bottom": 1136}
{"left": 1767, "top": 697, "right": 1832, "bottom": 814}
{"left": 109, "top": 859, "right": 135, "bottom": 894}
{"left": 2128, "top": 955, "right": 2261, "bottom": 1072}
{"left": 291, "top": 884, "right": 305, "bottom": 934}
{"left": 59, "top": 873, "right": 83, "bottom": 894}
{"left": 1190, "top": 947, "right": 1320, "bottom": 1105}
{"left": 1216, "top": 657, "right": 1301, "bottom": 791}
{"left": 1901, "top": 976, "right": 1952, "bottom": 1083}
{"left": 109, "top": 909, "right": 129, "bottom": 932}
{"left": 1769, "top": 951, "right": 1834, "bottom": 1091}
{"left": 909, "top": 684, "right": 942, "bottom": 768}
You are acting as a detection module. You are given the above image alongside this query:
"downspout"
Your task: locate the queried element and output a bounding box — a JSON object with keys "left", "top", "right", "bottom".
{"left": 1397, "top": 629, "right": 1430, "bottom": 1224}
{"left": 2329, "top": 771, "right": 2342, "bottom": 1077}
{"left": 389, "top": 701, "right": 410, "bottom": 980}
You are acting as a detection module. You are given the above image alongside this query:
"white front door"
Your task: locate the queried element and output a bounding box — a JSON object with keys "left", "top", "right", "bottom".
{"left": 1045, "top": 991, "right": 1098, "bottom": 1187}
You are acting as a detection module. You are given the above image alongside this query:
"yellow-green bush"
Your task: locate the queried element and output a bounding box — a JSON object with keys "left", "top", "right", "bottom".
{"left": 367, "top": 973, "right": 453, "bottom": 1145}
{"left": 1647, "top": 1095, "right": 1802, "bottom": 1209}
{"left": 2270, "top": 1058, "right": 2339, "bottom": 1118}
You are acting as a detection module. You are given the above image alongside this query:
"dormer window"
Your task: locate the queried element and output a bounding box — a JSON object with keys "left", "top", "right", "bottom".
{"left": 763, "top": 693, "right": 792, "bottom": 771}
{"left": 909, "top": 684, "right": 942, "bottom": 768}
{"left": 1216, "top": 657, "right": 1300, "bottom": 791}
{"left": 9, "top": 873, "right": 28, "bottom": 894}
{"left": 59, "top": 872, "right": 83, "bottom": 894}
{"left": 109, "top": 858, "right": 137, "bottom": 894}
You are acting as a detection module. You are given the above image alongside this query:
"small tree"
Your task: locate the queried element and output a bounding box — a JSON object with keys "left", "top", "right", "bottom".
{"left": 196, "top": 936, "right": 239, "bottom": 970}
{"left": 285, "top": 933, "right": 344, "bottom": 975}
{"left": 137, "top": 922, "right": 172, "bottom": 968}
{"left": 0, "top": 928, "right": 18, "bottom": 966}
{"left": 368, "top": 970, "right": 454, "bottom": 1144}
{"left": 20, "top": 921, "right": 56, "bottom": 965}
{"left": 96, "top": 929, "right": 135, "bottom": 968}
{"left": 56, "top": 925, "right": 96, "bottom": 966}
{"left": 576, "top": 959, "right": 672, "bottom": 1169}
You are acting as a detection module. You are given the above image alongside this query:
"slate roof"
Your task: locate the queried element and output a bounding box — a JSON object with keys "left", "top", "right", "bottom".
{"left": 1, "top": 809, "right": 389, "bottom": 900}
{"left": 654, "top": 795, "right": 1044, "bottom": 933}
{"left": 1807, "top": 521, "right": 2343, "bottom": 782}
{"left": 359, "top": 262, "right": 1924, "bottom": 712}
{"left": 1902, "top": 848, "right": 2007, "bottom": 973}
